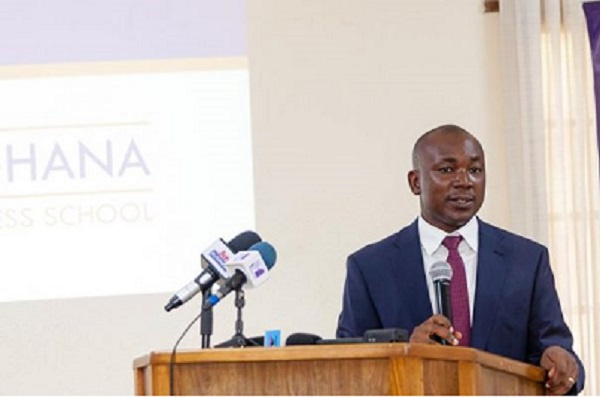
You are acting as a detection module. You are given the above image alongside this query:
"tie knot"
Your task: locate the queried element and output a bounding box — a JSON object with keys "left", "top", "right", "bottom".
{"left": 442, "top": 235, "right": 462, "bottom": 251}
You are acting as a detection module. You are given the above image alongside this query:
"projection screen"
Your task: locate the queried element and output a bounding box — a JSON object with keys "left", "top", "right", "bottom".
{"left": 0, "top": 0, "right": 255, "bottom": 301}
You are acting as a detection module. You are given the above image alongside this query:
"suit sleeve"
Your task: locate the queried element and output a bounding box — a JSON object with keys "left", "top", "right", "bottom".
{"left": 528, "top": 247, "right": 585, "bottom": 394}
{"left": 336, "top": 255, "right": 382, "bottom": 338}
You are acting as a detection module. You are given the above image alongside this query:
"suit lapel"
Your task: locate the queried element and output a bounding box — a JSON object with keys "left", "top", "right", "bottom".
{"left": 471, "top": 220, "right": 507, "bottom": 350}
{"left": 391, "top": 220, "right": 433, "bottom": 326}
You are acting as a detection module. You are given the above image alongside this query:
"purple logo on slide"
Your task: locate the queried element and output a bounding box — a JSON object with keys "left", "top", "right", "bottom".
{"left": 3, "top": 139, "right": 150, "bottom": 183}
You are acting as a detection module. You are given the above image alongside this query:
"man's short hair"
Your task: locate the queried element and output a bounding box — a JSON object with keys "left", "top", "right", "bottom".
{"left": 411, "top": 124, "right": 480, "bottom": 169}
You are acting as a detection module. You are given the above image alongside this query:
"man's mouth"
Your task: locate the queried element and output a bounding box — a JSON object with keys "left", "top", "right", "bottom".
{"left": 447, "top": 196, "right": 475, "bottom": 207}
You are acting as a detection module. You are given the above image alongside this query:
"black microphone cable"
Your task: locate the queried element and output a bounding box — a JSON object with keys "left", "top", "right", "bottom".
{"left": 169, "top": 311, "right": 204, "bottom": 396}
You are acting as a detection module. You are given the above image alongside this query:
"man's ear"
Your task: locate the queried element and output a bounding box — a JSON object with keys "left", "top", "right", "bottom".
{"left": 408, "top": 170, "right": 421, "bottom": 195}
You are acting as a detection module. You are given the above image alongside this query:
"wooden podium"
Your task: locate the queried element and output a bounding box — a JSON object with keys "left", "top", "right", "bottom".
{"left": 134, "top": 343, "right": 546, "bottom": 395}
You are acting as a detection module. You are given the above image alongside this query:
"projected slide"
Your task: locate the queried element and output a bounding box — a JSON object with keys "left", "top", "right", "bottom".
{"left": 0, "top": 0, "right": 253, "bottom": 301}
{"left": 0, "top": 69, "right": 255, "bottom": 301}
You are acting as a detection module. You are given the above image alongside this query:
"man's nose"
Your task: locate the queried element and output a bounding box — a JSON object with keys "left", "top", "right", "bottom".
{"left": 453, "top": 169, "right": 473, "bottom": 186}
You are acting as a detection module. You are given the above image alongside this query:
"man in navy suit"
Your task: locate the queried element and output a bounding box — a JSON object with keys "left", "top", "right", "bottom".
{"left": 337, "top": 125, "right": 584, "bottom": 395}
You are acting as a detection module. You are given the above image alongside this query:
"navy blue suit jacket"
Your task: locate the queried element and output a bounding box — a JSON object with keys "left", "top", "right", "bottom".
{"left": 337, "top": 218, "right": 585, "bottom": 394}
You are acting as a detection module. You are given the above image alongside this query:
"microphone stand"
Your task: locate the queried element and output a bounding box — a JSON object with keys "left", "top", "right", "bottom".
{"left": 215, "top": 287, "right": 260, "bottom": 348}
{"left": 200, "top": 289, "right": 213, "bottom": 348}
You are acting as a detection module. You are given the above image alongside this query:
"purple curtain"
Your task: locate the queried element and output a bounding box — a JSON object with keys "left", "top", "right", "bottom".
{"left": 584, "top": 2, "right": 600, "bottom": 156}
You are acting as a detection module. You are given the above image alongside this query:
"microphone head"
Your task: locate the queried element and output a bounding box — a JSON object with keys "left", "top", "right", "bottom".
{"left": 429, "top": 261, "right": 453, "bottom": 283}
{"left": 249, "top": 241, "right": 277, "bottom": 270}
{"left": 227, "top": 231, "right": 262, "bottom": 253}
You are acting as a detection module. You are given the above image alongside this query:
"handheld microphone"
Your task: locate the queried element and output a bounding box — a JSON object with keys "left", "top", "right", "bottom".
{"left": 164, "top": 231, "right": 261, "bottom": 312}
{"left": 203, "top": 241, "right": 277, "bottom": 309}
{"left": 429, "top": 261, "right": 453, "bottom": 345}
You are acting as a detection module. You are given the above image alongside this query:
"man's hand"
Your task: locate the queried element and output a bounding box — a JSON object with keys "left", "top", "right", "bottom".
{"left": 541, "top": 346, "right": 579, "bottom": 395}
{"left": 409, "top": 314, "right": 461, "bottom": 345}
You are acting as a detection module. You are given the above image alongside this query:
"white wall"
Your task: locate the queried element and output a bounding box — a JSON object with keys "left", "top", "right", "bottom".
{"left": 0, "top": 1, "right": 507, "bottom": 394}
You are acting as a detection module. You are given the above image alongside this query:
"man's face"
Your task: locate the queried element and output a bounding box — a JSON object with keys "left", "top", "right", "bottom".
{"left": 408, "top": 131, "right": 486, "bottom": 232}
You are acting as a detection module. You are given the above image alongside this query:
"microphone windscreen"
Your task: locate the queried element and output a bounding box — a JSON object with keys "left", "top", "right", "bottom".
{"left": 286, "top": 333, "right": 322, "bottom": 345}
{"left": 228, "top": 231, "right": 262, "bottom": 253}
{"left": 429, "top": 261, "right": 453, "bottom": 282}
{"left": 249, "top": 241, "right": 277, "bottom": 270}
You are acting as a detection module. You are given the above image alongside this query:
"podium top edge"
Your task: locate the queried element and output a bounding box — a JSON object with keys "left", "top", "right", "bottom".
{"left": 132, "top": 343, "right": 545, "bottom": 381}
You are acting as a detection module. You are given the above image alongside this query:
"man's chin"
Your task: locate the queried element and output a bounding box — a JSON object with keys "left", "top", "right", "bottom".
{"left": 422, "top": 210, "right": 478, "bottom": 232}
{"left": 444, "top": 213, "right": 477, "bottom": 230}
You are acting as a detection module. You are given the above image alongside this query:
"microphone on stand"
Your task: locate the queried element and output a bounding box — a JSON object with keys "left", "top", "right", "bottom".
{"left": 164, "top": 231, "right": 261, "bottom": 312}
{"left": 203, "top": 241, "right": 277, "bottom": 309}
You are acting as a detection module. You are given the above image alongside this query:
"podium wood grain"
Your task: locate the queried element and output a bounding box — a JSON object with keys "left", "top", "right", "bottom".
{"left": 133, "top": 343, "right": 546, "bottom": 395}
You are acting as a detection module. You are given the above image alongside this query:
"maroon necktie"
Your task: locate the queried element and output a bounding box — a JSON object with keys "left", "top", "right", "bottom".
{"left": 442, "top": 235, "right": 471, "bottom": 346}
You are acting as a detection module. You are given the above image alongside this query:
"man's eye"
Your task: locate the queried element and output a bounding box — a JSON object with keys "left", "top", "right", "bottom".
{"left": 470, "top": 167, "right": 483, "bottom": 174}
{"left": 439, "top": 167, "right": 453, "bottom": 173}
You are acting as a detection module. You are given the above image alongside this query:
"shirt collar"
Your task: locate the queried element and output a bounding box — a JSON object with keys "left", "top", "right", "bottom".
{"left": 418, "top": 215, "right": 479, "bottom": 255}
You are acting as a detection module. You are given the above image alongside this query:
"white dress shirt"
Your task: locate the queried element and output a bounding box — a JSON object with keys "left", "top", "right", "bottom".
{"left": 418, "top": 215, "right": 478, "bottom": 322}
